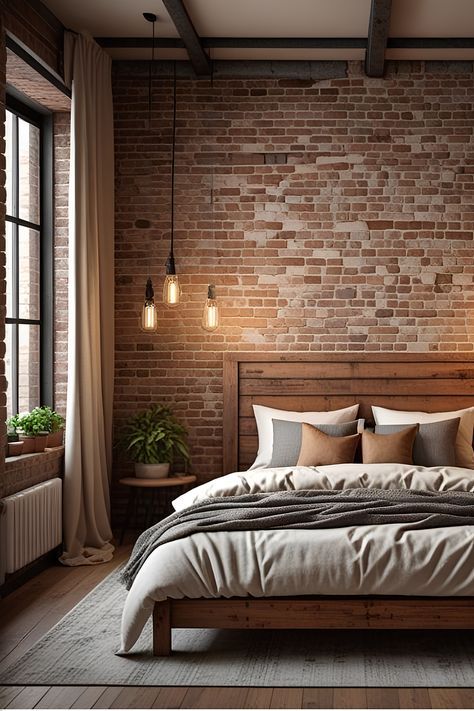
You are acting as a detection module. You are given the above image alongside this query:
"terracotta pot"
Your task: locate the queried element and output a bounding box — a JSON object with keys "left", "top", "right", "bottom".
{"left": 19, "top": 434, "right": 48, "bottom": 453}
{"left": 134, "top": 462, "right": 170, "bottom": 479}
{"left": 7, "top": 441, "right": 24, "bottom": 457}
{"left": 47, "top": 429, "right": 64, "bottom": 448}
{"left": 18, "top": 435, "right": 36, "bottom": 454}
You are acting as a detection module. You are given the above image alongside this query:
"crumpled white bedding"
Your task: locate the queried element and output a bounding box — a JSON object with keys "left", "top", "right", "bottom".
{"left": 120, "top": 464, "right": 474, "bottom": 653}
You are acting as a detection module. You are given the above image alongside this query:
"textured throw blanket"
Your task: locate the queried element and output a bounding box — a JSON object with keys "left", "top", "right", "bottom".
{"left": 120, "top": 488, "right": 474, "bottom": 589}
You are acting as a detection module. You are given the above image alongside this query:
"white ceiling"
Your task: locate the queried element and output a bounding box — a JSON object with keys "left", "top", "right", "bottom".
{"left": 43, "top": 0, "right": 474, "bottom": 60}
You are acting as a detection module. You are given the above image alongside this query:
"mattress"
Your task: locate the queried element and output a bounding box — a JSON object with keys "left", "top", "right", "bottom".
{"left": 120, "top": 463, "right": 474, "bottom": 652}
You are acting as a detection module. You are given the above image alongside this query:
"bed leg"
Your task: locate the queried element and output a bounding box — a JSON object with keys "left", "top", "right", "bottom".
{"left": 153, "top": 600, "right": 172, "bottom": 656}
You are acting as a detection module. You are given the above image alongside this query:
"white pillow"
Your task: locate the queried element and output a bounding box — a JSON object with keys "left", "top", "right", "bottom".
{"left": 250, "top": 403, "right": 360, "bottom": 469}
{"left": 372, "top": 405, "right": 474, "bottom": 469}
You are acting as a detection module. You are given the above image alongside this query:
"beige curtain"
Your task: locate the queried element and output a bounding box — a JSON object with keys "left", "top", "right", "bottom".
{"left": 60, "top": 33, "right": 115, "bottom": 566}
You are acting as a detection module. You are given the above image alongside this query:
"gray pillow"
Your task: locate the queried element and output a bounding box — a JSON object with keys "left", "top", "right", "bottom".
{"left": 270, "top": 419, "right": 363, "bottom": 468}
{"left": 374, "top": 418, "right": 460, "bottom": 467}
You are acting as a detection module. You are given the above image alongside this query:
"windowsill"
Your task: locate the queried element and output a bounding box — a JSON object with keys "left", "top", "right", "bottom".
{"left": 4, "top": 446, "right": 64, "bottom": 498}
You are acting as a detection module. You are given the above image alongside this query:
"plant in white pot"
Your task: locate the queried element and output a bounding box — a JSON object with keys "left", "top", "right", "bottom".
{"left": 122, "top": 405, "right": 189, "bottom": 478}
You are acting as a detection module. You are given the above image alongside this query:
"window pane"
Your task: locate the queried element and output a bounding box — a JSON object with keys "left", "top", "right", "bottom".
{"left": 6, "top": 221, "right": 14, "bottom": 319}
{"left": 19, "top": 227, "right": 40, "bottom": 320}
{"left": 18, "top": 117, "right": 40, "bottom": 225}
{"left": 5, "top": 323, "right": 15, "bottom": 419}
{"left": 18, "top": 324, "right": 40, "bottom": 413}
{"left": 5, "top": 110, "right": 13, "bottom": 216}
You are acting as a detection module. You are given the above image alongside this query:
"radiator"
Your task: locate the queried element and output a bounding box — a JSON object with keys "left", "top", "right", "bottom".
{"left": 0, "top": 478, "right": 62, "bottom": 576}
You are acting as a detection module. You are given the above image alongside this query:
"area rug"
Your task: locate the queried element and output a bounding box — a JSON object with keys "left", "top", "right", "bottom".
{"left": 2, "top": 567, "right": 474, "bottom": 687}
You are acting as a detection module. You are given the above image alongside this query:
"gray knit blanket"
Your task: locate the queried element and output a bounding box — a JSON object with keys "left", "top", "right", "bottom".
{"left": 120, "top": 488, "right": 474, "bottom": 590}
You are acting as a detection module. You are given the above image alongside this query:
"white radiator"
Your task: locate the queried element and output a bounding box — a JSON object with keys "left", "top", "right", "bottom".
{"left": 0, "top": 479, "right": 62, "bottom": 576}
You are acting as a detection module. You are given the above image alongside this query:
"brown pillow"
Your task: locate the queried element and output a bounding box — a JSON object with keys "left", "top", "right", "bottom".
{"left": 296, "top": 424, "right": 361, "bottom": 466}
{"left": 362, "top": 424, "right": 419, "bottom": 465}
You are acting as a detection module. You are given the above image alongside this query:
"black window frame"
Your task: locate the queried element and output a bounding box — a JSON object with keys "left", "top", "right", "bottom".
{"left": 5, "top": 92, "right": 53, "bottom": 417}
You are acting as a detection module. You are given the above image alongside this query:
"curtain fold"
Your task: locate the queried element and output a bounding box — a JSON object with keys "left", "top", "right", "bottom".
{"left": 60, "top": 32, "right": 115, "bottom": 566}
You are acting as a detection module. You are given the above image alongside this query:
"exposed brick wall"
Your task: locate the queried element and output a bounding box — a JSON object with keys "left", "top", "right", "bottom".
{"left": 112, "top": 59, "right": 474, "bottom": 494}
{"left": 0, "top": 4, "right": 66, "bottom": 497}
{"left": 1, "top": 0, "right": 63, "bottom": 75}
{"left": 0, "top": 12, "right": 6, "bottom": 497}
{"left": 53, "top": 113, "right": 69, "bottom": 416}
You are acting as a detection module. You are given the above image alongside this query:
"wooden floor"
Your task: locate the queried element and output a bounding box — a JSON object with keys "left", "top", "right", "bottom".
{"left": 1, "top": 547, "right": 474, "bottom": 709}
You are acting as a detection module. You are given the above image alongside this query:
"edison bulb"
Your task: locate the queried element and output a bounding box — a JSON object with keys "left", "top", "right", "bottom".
{"left": 141, "top": 278, "right": 158, "bottom": 332}
{"left": 163, "top": 274, "right": 181, "bottom": 306}
{"left": 141, "top": 302, "right": 158, "bottom": 332}
{"left": 202, "top": 284, "right": 219, "bottom": 332}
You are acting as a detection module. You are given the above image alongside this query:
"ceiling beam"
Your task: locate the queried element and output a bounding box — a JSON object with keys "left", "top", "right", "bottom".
{"left": 365, "top": 0, "right": 392, "bottom": 77}
{"left": 95, "top": 37, "right": 185, "bottom": 48}
{"left": 388, "top": 37, "right": 474, "bottom": 48}
{"left": 94, "top": 36, "right": 474, "bottom": 51}
{"left": 161, "top": 0, "right": 210, "bottom": 75}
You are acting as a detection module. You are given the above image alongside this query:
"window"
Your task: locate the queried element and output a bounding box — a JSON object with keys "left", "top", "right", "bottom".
{"left": 5, "top": 95, "right": 53, "bottom": 419}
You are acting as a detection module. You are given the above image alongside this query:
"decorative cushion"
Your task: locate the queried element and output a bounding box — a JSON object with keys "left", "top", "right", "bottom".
{"left": 375, "top": 418, "right": 460, "bottom": 467}
{"left": 296, "top": 424, "right": 361, "bottom": 467}
{"left": 362, "top": 425, "right": 419, "bottom": 465}
{"left": 270, "top": 418, "right": 364, "bottom": 468}
{"left": 372, "top": 405, "right": 474, "bottom": 469}
{"left": 250, "top": 403, "right": 360, "bottom": 469}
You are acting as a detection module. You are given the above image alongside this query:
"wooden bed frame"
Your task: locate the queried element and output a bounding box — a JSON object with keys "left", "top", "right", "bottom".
{"left": 153, "top": 352, "right": 474, "bottom": 655}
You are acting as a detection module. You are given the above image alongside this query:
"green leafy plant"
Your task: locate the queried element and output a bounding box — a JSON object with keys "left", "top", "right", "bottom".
{"left": 121, "top": 405, "right": 189, "bottom": 465}
{"left": 7, "top": 414, "right": 21, "bottom": 433}
{"left": 48, "top": 408, "right": 65, "bottom": 433}
{"left": 7, "top": 406, "right": 65, "bottom": 437}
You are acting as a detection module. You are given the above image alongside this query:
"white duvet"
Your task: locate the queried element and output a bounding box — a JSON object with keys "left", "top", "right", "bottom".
{"left": 120, "top": 463, "right": 474, "bottom": 652}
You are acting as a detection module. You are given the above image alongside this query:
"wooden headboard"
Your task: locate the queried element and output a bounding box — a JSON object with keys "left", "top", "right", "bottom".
{"left": 222, "top": 352, "right": 474, "bottom": 473}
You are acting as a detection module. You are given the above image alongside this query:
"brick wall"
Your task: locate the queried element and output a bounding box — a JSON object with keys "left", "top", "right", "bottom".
{"left": 1, "top": 0, "right": 63, "bottom": 75}
{"left": 0, "top": 13, "right": 6, "bottom": 497}
{"left": 112, "top": 59, "right": 474, "bottom": 492}
{"left": 53, "top": 113, "right": 70, "bottom": 416}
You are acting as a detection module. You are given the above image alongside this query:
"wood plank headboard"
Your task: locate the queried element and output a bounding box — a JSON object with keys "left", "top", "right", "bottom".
{"left": 222, "top": 352, "right": 474, "bottom": 474}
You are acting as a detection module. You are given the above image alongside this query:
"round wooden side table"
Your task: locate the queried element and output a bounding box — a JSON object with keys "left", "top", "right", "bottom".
{"left": 119, "top": 474, "right": 197, "bottom": 544}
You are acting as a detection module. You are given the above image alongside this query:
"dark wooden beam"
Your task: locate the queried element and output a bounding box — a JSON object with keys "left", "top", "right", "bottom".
{"left": 365, "top": 0, "right": 392, "bottom": 77}
{"left": 95, "top": 37, "right": 185, "bottom": 49}
{"left": 95, "top": 35, "right": 474, "bottom": 52}
{"left": 203, "top": 37, "right": 367, "bottom": 49}
{"left": 388, "top": 37, "right": 474, "bottom": 48}
{"left": 161, "top": 0, "right": 211, "bottom": 75}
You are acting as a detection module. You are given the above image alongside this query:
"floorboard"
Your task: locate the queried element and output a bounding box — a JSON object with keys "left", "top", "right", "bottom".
{"left": 244, "top": 688, "right": 273, "bottom": 708}
{"left": 334, "top": 688, "right": 368, "bottom": 708}
{"left": 2, "top": 544, "right": 474, "bottom": 709}
{"left": 5, "top": 685, "right": 50, "bottom": 708}
{"left": 301, "top": 688, "right": 334, "bottom": 709}
{"left": 34, "top": 685, "right": 89, "bottom": 709}
{"left": 0, "top": 686, "right": 24, "bottom": 708}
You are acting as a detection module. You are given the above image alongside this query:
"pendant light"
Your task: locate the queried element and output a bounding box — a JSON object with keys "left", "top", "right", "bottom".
{"left": 141, "top": 278, "right": 158, "bottom": 332}
{"left": 201, "top": 61, "right": 219, "bottom": 332}
{"left": 140, "top": 12, "right": 158, "bottom": 333}
{"left": 202, "top": 284, "right": 219, "bottom": 331}
{"left": 163, "top": 62, "right": 182, "bottom": 306}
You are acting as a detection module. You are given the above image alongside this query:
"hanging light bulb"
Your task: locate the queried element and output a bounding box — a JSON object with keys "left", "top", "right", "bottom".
{"left": 163, "top": 255, "right": 181, "bottom": 307}
{"left": 202, "top": 284, "right": 219, "bottom": 332}
{"left": 141, "top": 278, "right": 158, "bottom": 332}
{"left": 163, "top": 62, "right": 182, "bottom": 307}
{"left": 140, "top": 14, "right": 158, "bottom": 334}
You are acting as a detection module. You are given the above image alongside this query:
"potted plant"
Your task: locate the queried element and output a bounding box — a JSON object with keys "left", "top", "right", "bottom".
{"left": 122, "top": 404, "right": 189, "bottom": 478}
{"left": 8, "top": 407, "right": 51, "bottom": 453}
{"left": 45, "top": 408, "right": 65, "bottom": 448}
{"left": 6, "top": 425, "right": 24, "bottom": 457}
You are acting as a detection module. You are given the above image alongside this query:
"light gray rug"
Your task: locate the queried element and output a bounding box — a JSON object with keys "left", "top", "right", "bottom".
{"left": 2, "top": 567, "right": 474, "bottom": 687}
